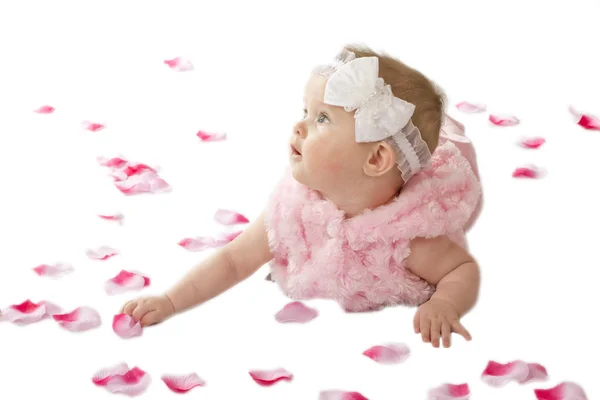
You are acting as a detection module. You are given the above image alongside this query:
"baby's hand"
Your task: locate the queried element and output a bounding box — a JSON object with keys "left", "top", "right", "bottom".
{"left": 120, "top": 294, "right": 175, "bottom": 327}
{"left": 413, "top": 298, "right": 472, "bottom": 348}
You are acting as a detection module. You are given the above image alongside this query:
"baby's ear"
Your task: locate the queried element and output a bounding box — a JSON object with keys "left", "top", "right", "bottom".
{"left": 363, "top": 141, "right": 397, "bottom": 177}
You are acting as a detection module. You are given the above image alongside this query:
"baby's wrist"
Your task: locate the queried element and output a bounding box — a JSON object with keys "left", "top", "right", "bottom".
{"left": 162, "top": 293, "right": 177, "bottom": 314}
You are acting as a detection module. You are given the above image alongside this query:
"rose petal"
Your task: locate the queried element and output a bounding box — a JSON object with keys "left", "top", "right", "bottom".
{"left": 112, "top": 314, "right": 143, "bottom": 339}
{"left": 0, "top": 300, "right": 61, "bottom": 324}
{"left": 92, "top": 364, "right": 151, "bottom": 396}
{"left": 482, "top": 360, "right": 548, "bottom": 387}
{"left": 456, "top": 102, "right": 486, "bottom": 113}
{"left": 248, "top": 368, "right": 293, "bottom": 386}
{"left": 34, "top": 105, "right": 55, "bottom": 114}
{"left": 164, "top": 57, "right": 194, "bottom": 72}
{"left": 98, "top": 212, "right": 124, "bottom": 224}
{"left": 489, "top": 114, "right": 520, "bottom": 126}
{"left": 427, "top": 383, "right": 470, "bottom": 400}
{"left": 319, "top": 390, "right": 369, "bottom": 400}
{"left": 216, "top": 231, "right": 242, "bottom": 244}
{"left": 83, "top": 121, "right": 105, "bottom": 132}
{"left": 275, "top": 301, "right": 318, "bottom": 323}
{"left": 178, "top": 237, "right": 215, "bottom": 251}
{"left": 32, "top": 262, "right": 73, "bottom": 278}
{"left": 121, "top": 163, "right": 157, "bottom": 177}
{"left": 86, "top": 246, "right": 119, "bottom": 260}
{"left": 115, "top": 171, "right": 171, "bottom": 195}
{"left": 362, "top": 343, "right": 410, "bottom": 364}
{"left": 92, "top": 362, "right": 131, "bottom": 385}
{"left": 97, "top": 156, "right": 128, "bottom": 169}
{"left": 519, "top": 137, "right": 546, "bottom": 149}
{"left": 178, "top": 232, "right": 241, "bottom": 251}
{"left": 512, "top": 165, "right": 545, "bottom": 179}
{"left": 214, "top": 209, "right": 250, "bottom": 225}
{"left": 569, "top": 106, "right": 600, "bottom": 131}
{"left": 161, "top": 373, "right": 206, "bottom": 393}
{"left": 106, "top": 160, "right": 159, "bottom": 183}
{"left": 105, "top": 270, "right": 150, "bottom": 295}
{"left": 52, "top": 306, "right": 101, "bottom": 332}
{"left": 534, "top": 381, "right": 587, "bottom": 400}
{"left": 197, "top": 130, "right": 227, "bottom": 142}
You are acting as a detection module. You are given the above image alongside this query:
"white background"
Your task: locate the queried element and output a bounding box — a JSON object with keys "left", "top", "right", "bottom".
{"left": 0, "top": 1, "right": 599, "bottom": 399}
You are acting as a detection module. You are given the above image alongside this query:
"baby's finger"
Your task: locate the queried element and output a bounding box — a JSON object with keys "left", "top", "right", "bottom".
{"left": 452, "top": 321, "right": 472, "bottom": 341}
{"left": 413, "top": 310, "right": 421, "bottom": 334}
{"left": 442, "top": 321, "right": 452, "bottom": 348}
{"left": 139, "top": 312, "right": 160, "bottom": 327}
{"left": 420, "top": 316, "right": 431, "bottom": 343}
{"left": 121, "top": 301, "right": 137, "bottom": 315}
{"left": 131, "top": 303, "right": 149, "bottom": 322}
{"left": 430, "top": 319, "right": 441, "bottom": 348}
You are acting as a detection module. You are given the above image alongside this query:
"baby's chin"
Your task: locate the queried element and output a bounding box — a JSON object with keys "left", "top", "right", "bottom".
{"left": 290, "top": 163, "right": 305, "bottom": 184}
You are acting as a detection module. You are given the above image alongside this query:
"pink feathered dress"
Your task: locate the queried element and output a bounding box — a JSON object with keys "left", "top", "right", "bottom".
{"left": 264, "top": 115, "right": 483, "bottom": 312}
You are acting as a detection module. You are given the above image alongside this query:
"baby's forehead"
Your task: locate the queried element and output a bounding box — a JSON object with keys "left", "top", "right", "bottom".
{"left": 303, "top": 74, "right": 328, "bottom": 105}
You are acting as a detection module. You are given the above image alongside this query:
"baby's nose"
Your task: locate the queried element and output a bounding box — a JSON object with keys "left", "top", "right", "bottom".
{"left": 293, "top": 121, "right": 306, "bottom": 137}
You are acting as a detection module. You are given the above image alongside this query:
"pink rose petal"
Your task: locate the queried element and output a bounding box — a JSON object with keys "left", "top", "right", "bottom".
{"left": 217, "top": 230, "right": 242, "bottom": 243}
{"left": 86, "top": 246, "right": 119, "bottom": 260}
{"left": 178, "top": 231, "right": 242, "bottom": 251}
{"left": 92, "top": 362, "right": 131, "bottom": 385}
{"left": 427, "top": 383, "right": 470, "bottom": 400}
{"left": 362, "top": 343, "right": 410, "bottom": 364}
{"left": 482, "top": 360, "right": 548, "bottom": 387}
{"left": 105, "top": 270, "right": 150, "bottom": 295}
{"left": 114, "top": 171, "right": 171, "bottom": 195}
{"left": 83, "top": 121, "right": 105, "bottom": 132}
{"left": 164, "top": 57, "right": 194, "bottom": 72}
{"left": 112, "top": 314, "right": 143, "bottom": 339}
{"left": 319, "top": 390, "right": 369, "bottom": 400}
{"left": 52, "top": 306, "right": 101, "bottom": 332}
{"left": 519, "top": 137, "right": 546, "bottom": 149}
{"left": 161, "top": 373, "right": 206, "bottom": 393}
{"left": 214, "top": 209, "right": 249, "bottom": 225}
{"left": 197, "top": 130, "right": 227, "bottom": 142}
{"left": 569, "top": 106, "right": 600, "bottom": 131}
{"left": 34, "top": 105, "right": 55, "bottom": 114}
{"left": 489, "top": 114, "right": 520, "bottom": 126}
{"left": 32, "top": 262, "right": 73, "bottom": 278}
{"left": 534, "top": 381, "right": 587, "bottom": 400}
{"left": 0, "top": 300, "right": 61, "bottom": 324}
{"left": 120, "top": 162, "right": 157, "bottom": 178}
{"left": 512, "top": 165, "right": 545, "bottom": 179}
{"left": 248, "top": 368, "right": 293, "bottom": 386}
{"left": 178, "top": 237, "right": 215, "bottom": 251}
{"left": 456, "top": 102, "right": 486, "bottom": 113}
{"left": 97, "top": 156, "right": 128, "bottom": 169}
{"left": 98, "top": 212, "right": 124, "bottom": 224}
{"left": 523, "top": 363, "right": 550, "bottom": 384}
{"left": 275, "top": 301, "right": 318, "bottom": 323}
{"left": 92, "top": 364, "right": 151, "bottom": 396}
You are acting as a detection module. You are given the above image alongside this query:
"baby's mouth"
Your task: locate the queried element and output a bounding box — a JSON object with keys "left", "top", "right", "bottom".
{"left": 291, "top": 145, "right": 301, "bottom": 156}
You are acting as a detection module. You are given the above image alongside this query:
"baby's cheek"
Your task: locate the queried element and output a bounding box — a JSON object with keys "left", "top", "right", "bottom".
{"left": 311, "top": 145, "right": 344, "bottom": 173}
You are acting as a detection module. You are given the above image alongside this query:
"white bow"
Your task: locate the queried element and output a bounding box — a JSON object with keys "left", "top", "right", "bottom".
{"left": 323, "top": 57, "right": 416, "bottom": 143}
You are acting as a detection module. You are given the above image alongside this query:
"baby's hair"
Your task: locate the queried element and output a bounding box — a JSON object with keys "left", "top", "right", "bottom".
{"left": 344, "top": 44, "right": 445, "bottom": 154}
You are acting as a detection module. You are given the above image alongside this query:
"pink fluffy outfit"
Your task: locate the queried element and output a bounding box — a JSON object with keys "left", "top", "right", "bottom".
{"left": 264, "top": 115, "right": 482, "bottom": 312}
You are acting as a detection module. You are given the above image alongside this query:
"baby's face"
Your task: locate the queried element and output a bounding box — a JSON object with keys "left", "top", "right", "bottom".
{"left": 290, "top": 74, "right": 370, "bottom": 192}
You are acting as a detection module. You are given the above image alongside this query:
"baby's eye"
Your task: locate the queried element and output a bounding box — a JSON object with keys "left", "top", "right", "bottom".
{"left": 317, "top": 113, "right": 330, "bottom": 123}
{"left": 302, "top": 109, "right": 308, "bottom": 118}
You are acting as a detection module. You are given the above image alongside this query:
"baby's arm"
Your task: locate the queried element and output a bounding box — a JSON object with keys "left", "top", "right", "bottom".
{"left": 405, "top": 235, "right": 480, "bottom": 347}
{"left": 165, "top": 212, "right": 273, "bottom": 313}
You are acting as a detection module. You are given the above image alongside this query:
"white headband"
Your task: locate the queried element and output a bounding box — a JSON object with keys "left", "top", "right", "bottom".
{"left": 313, "top": 50, "right": 432, "bottom": 182}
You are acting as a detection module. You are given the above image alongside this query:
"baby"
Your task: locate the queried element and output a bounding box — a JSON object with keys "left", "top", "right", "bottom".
{"left": 121, "top": 45, "right": 483, "bottom": 349}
